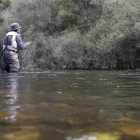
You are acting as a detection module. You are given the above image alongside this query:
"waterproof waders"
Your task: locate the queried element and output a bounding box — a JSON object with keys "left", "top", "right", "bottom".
{"left": 2, "top": 34, "right": 20, "bottom": 73}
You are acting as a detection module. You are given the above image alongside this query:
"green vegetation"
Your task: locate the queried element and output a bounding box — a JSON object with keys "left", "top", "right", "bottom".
{"left": 0, "top": 0, "right": 140, "bottom": 70}
{"left": 0, "top": 0, "right": 10, "bottom": 12}
{"left": 0, "top": 0, "right": 10, "bottom": 55}
{"left": 0, "top": 0, "right": 10, "bottom": 25}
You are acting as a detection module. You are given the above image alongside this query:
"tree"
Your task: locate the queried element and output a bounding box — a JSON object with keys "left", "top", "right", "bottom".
{"left": 0, "top": 0, "right": 10, "bottom": 12}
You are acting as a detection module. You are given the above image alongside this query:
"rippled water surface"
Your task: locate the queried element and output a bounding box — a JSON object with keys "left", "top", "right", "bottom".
{"left": 0, "top": 70, "right": 140, "bottom": 140}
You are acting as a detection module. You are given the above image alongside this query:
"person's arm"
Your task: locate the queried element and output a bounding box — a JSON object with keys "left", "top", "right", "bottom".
{"left": 16, "top": 35, "right": 30, "bottom": 50}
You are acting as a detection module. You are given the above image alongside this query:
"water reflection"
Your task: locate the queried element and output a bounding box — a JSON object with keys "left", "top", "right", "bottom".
{"left": 5, "top": 74, "right": 19, "bottom": 102}
{"left": 0, "top": 73, "right": 41, "bottom": 140}
{"left": 0, "top": 71, "right": 140, "bottom": 140}
{"left": 2, "top": 73, "right": 20, "bottom": 114}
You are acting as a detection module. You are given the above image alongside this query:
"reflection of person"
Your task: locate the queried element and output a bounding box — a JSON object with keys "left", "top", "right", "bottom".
{"left": 6, "top": 74, "right": 19, "bottom": 104}
{"left": 2, "top": 74, "right": 20, "bottom": 115}
{"left": 2, "top": 23, "right": 31, "bottom": 73}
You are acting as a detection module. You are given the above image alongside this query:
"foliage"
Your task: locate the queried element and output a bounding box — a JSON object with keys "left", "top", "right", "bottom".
{"left": 0, "top": 0, "right": 10, "bottom": 26}
{"left": 0, "top": 0, "right": 10, "bottom": 12}
{"left": 0, "top": 0, "right": 140, "bottom": 69}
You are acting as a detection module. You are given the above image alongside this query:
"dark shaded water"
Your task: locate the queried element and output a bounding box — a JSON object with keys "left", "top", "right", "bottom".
{"left": 0, "top": 70, "right": 140, "bottom": 140}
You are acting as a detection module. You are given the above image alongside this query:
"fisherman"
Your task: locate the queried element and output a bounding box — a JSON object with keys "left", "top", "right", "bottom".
{"left": 2, "top": 23, "right": 31, "bottom": 73}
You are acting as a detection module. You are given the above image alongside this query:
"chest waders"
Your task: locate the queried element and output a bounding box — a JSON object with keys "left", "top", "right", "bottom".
{"left": 1, "top": 30, "right": 20, "bottom": 73}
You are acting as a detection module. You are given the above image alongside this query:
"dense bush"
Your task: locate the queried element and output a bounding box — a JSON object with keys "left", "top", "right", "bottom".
{"left": 0, "top": 0, "right": 140, "bottom": 70}
{"left": 0, "top": 0, "right": 10, "bottom": 12}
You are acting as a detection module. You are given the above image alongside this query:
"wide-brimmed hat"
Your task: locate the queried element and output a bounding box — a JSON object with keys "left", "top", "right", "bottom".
{"left": 11, "top": 23, "right": 21, "bottom": 30}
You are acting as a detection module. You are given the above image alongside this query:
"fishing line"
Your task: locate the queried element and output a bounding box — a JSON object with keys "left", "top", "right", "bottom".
{"left": 31, "top": 22, "right": 96, "bottom": 44}
{"left": 44, "top": 22, "right": 96, "bottom": 37}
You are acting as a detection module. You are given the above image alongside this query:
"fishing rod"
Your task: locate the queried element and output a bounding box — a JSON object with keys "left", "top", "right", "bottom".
{"left": 30, "top": 22, "right": 96, "bottom": 44}
{"left": 44, "top": 22, "right": 95, "bottom": 37}
{"left": 30, "top": 18, "right": 116, "bottom": 44}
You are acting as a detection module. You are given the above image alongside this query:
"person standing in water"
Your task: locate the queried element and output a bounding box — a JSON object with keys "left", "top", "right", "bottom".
{"left": 2, "top": 23, "right": 31, "bottom": 73}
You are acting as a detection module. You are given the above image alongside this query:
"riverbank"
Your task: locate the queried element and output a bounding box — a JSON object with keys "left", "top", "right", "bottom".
{"left": 20, "top": 56, "right": 140, "bottom": 70}
{"left": 1, "top": 0, "right": 140, "bottom": 70}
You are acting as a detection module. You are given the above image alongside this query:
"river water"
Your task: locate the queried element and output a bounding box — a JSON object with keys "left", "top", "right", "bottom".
{"left": 0, "top": 70, "right": 140, "bottom": 140}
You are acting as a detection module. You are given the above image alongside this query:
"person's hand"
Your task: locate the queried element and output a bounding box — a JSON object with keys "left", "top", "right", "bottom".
{"left": 28, "top": 42, "right": 31, "bottom": 45}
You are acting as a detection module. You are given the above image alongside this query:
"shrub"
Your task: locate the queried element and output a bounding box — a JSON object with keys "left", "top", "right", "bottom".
{"left": 1, "top": 0, "right": 140, "bottom": 70}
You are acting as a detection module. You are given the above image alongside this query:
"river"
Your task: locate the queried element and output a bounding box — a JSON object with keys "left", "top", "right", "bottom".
{"left": 0, "top": 70, "right": 140, "bottom": 140}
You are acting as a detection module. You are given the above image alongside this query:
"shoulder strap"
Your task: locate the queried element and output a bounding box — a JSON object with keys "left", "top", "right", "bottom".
{"left": 4, "top": 36, "right": 9, "bottom": 51}
{"left": 0, "top": 36, "right": 8, "bottom": 73}
{"left": 6, "top": 36, "right": 8, "bottom": 50}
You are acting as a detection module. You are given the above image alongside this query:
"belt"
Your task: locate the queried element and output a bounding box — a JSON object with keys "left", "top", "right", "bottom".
{"left": 4, "top": 49, "right": 18, "bottom": 53}
{"left": 9, "top": 50, "right": 18, "bottom": 53}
